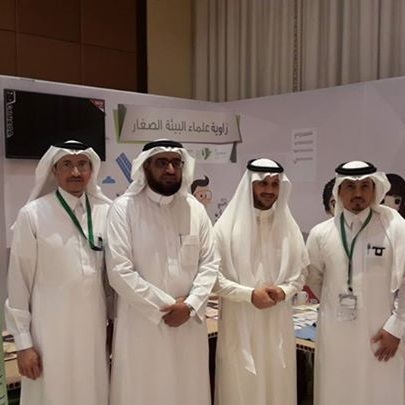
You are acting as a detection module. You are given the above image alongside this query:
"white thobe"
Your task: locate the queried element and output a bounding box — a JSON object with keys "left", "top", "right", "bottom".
{"left": 106, "top": 187, "right": 219, "bottom": 405}
{"left": 5, "top": 189, "right": 110, "bottom": 405}
{"left": 307, "top": 209, "right": 405, "bottom": 405}
{"left": 214, "top": 209, "right": 305, "bottom": 405}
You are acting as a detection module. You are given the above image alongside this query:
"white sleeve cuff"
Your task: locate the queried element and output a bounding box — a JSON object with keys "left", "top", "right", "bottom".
{"left": 279, "top": 285, "right": 296, "bottom": 302}
{"left": 185, "top": 296, "right": 204, "bottom": 322}
{"left": 14, "top": 332, "right": 33, "bottom": 351}
{"left": 383, "top": 314, "right": 405, "bottom": 339}
{"left": 138, "top": 296, "right": 176, "bottom": 325}
{"left": 239, "top": 286, "right": 254, "bottom": 303}
{"left": 148, "top": 309, "right": 165, "bottom": 325}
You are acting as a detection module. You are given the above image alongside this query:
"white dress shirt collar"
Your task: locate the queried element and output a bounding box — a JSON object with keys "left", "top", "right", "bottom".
{"left": 57, "top": 187, "right": 86, "bottom": 211}
{"left": 146, "top": 186, "right": 174, "bottom": 206}
{"left": 343, "top": 207, "right": 371, "bottom": 229}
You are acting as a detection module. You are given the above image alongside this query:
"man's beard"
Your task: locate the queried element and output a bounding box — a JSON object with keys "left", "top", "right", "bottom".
{"left": 350, "top": 198, "right": 366, "bottom": 212}
{"left": 146, "top": 172, "right": 182, "bottom": 196}
{"left": 253, "top": 193, "right": 275, "bottom": 210}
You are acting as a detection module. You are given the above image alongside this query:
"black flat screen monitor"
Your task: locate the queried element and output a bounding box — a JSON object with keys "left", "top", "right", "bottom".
{"left": 4, "top": 89, "right": 106, "bottom": 160}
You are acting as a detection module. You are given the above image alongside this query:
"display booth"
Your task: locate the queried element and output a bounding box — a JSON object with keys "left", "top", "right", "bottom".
{"left": 2, "top": 74, "right": 405, "bottom": 404}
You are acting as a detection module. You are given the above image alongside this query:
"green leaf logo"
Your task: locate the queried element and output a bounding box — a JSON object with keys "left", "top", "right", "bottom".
{"left": 202, "top": 147, "right": 212, "bottom": 160}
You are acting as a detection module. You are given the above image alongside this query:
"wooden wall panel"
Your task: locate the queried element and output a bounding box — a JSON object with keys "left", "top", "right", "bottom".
{"left": 17, "top": 0, "right": 81, "bottom": 42}
{"left": 82, "top": 0, "right": 137, "bottom": 52}
{"left": 18, "top": 34, "right": 81, "bottom": 84}
{"left": 0, "top": 30, "right": 16, "bottom": 75}
{"left": 83, "top": 45, "right": 137, "bottom": 90}
{"left": 0, "top": 0, "right": 16, "bottom": 31}
{"left": 0, "top": 0, "right": 146, "bottom": 92}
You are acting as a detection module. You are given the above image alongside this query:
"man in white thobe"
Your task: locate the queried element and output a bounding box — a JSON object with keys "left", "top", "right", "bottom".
{"left": 106, "top": 139, "right": 219, "bottom": 405}
{"left": 214, "top": 158, "right": 309, "bottom": 405}
{"left": 5, "top": 140, "right": 111, "bottom": 405}
{"left": 307, "top": 160, "right": 405, "bottom": 405}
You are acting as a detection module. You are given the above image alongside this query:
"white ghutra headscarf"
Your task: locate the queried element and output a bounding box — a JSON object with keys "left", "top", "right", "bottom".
{"left": 25, "top": 140, "right": 110, "bottom": 205}
{"left": 332, "top": 160, "right": 405, "bottom": 292}
{"left": 332, "top": 160, "right": 391, "bottom": 217}
{"left": 125, "top": 139, "right": 195, "bottom": 197}
{"left": 215, "top": 158, "right": 308, "bottom": 287}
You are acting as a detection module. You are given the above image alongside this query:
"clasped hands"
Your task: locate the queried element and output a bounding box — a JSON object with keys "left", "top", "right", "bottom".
{"left": 160, "top": 296, "right": 191, "bottom": 327}
{"left": 251, "top": 284, "right": 285, "bottom": 309}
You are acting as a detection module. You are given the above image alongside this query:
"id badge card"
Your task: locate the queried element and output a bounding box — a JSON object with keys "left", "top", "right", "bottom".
{"left": 337, "top": 293, "right": 357, "bottom": 321}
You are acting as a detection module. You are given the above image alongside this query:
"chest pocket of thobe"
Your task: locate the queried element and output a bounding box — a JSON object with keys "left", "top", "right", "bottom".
{"left": 180, "top": 234, "right": 200, "bottom": 267}
{"left": 363, "top": 236, "right": 392, "bottom": 307}
{"left": 365, "top": 243, "right": 390, "bottom": 278}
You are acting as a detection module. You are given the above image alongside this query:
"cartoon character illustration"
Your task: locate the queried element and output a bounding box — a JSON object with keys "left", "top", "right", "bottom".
{"left": 214, "top": 198, "right": 228, "bottom": 221}
{"left": 383, "top": 173, "right": 405, "bottom": 218}
{"left": 322, "top": 178, "right": 336, "bottom": 217}
{"left": 191, "top": 176, "right": 213, "bottom": 206}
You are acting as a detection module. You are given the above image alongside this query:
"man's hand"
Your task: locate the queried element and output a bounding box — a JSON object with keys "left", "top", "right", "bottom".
{"left": 371, "top": 329, "right": 400, "bottom": 362}
{"left": 17, "top": 347, "right": 42, "bottom": 380}
{"left": 161, "top": 302, "right": 191, "bottom": 327}
{"left": 265, "top": 285, "right": 286, "bottom": 304}
{"left": 251, "top": 287, "right": 276, "bottom": 309}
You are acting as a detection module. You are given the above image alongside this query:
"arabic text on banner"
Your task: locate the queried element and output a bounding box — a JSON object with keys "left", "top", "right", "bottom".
{"left": 117, "top": 105, "right": 241, "bottom": 145}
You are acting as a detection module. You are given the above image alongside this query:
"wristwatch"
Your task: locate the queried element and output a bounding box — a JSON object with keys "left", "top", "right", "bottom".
{"left": 186, "top": 303, "right": 196, "bottom": 317}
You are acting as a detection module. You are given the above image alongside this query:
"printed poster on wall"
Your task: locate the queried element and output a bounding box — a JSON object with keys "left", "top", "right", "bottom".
{"left": 290, "top": 128, "right": 317, "bottom": 182}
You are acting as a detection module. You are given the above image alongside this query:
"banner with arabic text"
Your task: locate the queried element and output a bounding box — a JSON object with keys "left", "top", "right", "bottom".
{"left": 116, "top": 105, "right": 241, "bottom": 145}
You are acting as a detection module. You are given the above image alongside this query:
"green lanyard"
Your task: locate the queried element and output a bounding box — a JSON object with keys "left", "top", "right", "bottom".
{"left": 340, "top": 210, "right": 372, "bottom": 292}
{"left": 56, "top": 190, "right": 103, "bottom": 251}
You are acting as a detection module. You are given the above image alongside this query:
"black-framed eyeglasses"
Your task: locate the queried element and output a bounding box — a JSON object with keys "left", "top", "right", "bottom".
{"left": 153, "top": 158, "right": 184, "bottom": 170}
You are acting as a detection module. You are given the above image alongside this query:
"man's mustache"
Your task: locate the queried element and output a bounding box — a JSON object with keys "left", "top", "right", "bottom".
{"left": 161, "top": 175, "right": 177, "bottom": 181}
{"left": 350, "top": 197, "right": 365, "bottom": 203}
